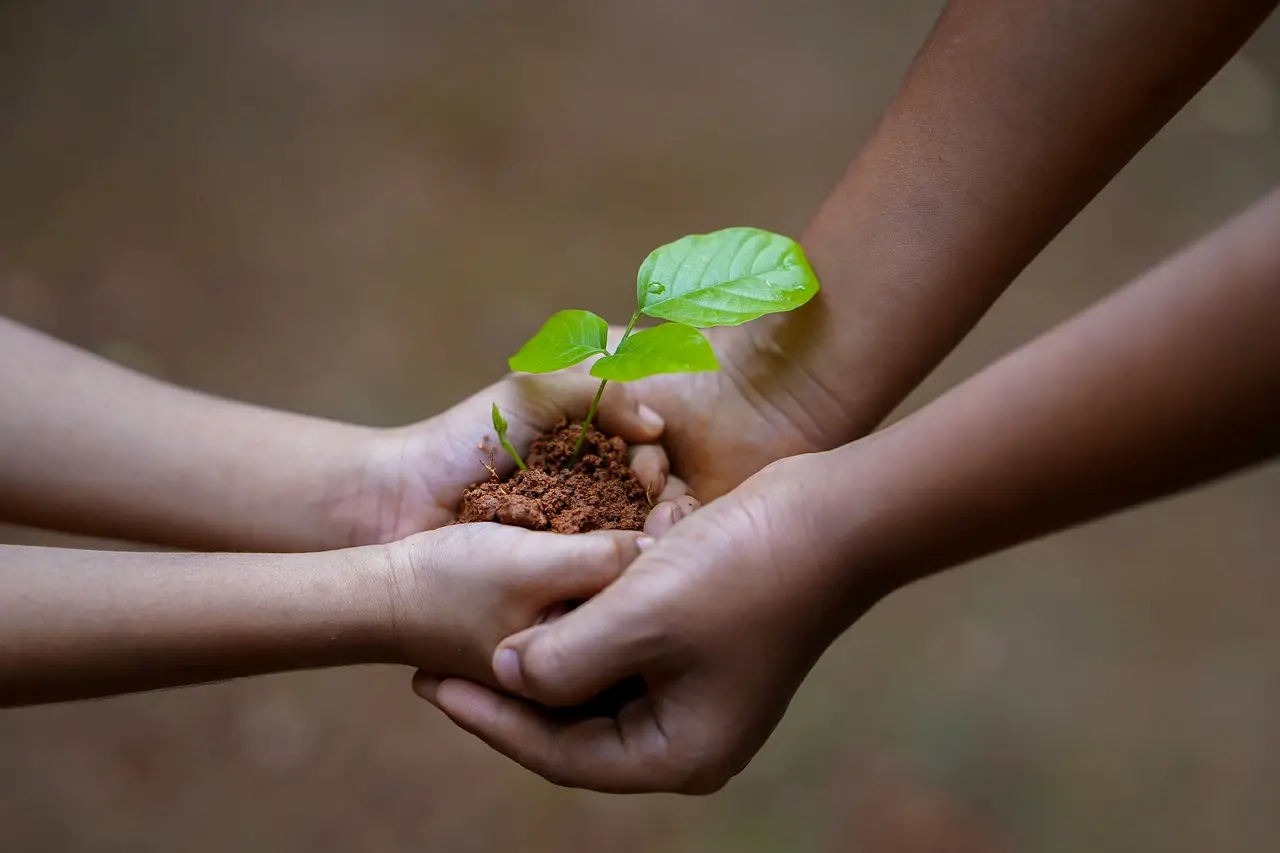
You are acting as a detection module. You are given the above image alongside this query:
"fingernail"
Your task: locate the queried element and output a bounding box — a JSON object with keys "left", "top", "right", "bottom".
{"left": 670, "top": 505, "right": 685, "bottom": 524}
{"left": 636, "top": 535, "right": 655, "bottom": 551}
{"left": 494, "top": 648, "right": 525, "bottom": 693}
{"left": 638, "top": 404, "right": 664, "bottom": 431}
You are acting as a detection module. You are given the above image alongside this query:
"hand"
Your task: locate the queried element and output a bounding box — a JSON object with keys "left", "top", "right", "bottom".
{"left": 572, "top": 325, "right": 847, "bottom": 502}
{"left": 325, "top": 373, "right": 681, "bottom": 546}
{"left": 383, "top": 523, "right": 654, "bottom": 688}
{"left": 412, "top": 451, "right": 884, "bottom": 793}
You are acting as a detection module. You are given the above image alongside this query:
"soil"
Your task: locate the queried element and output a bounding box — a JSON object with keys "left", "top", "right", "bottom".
{"left": 458, "top": 418, "right": 651, "bottom": 533}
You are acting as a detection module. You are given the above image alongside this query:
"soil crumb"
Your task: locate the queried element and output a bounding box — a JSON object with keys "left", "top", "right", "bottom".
{"left": 458, "top": 419, "right": 650, "bottom": 533}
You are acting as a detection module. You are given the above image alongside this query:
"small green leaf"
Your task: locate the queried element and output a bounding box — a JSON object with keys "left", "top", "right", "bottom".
{"left": 491, "top": 402, "right": 526, "bottom": 471}
{"left": 509, "top": 309, "right": 609, "bottom": 373}
{"left": 636, "top": 227, "right": 819, "bottom": 327}
{"left": 590, "top": 324, "right": 719, "bottom": 382}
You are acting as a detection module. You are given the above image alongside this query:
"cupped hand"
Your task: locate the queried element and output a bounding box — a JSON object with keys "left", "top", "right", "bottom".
{"left": 383, "top": 523, "right": 654, "bottom": 688}
{"left": 327, "top": 373, "right": 685, "bottom": 546}
{"left": 572, "top": 325, "right": 838, "bottom": 502}
{"left": 412, "top": 451, "right": 885, "bottom": 794}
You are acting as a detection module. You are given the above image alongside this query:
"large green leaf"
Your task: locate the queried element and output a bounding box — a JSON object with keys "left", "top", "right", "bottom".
{"left": 508, "top": 309, "right": 609, "bottom": 373}
{"left": 590, "top": 324, "right": 718, "bottom": 382}
{"left": 636, "top": 227, "right": 819, "bottom": 327}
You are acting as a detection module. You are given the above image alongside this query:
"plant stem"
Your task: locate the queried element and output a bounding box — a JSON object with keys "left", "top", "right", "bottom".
{"left": 570, "top": 378, "right": 608, "bottom": 460}
{"left": 569, "top": 307, "right": 642, "bottom": 463}
{"left": 499, "top": 435, "right": 528, "bottom": 471}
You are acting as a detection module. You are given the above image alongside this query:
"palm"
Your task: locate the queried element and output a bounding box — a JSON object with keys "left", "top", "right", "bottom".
{"left": 342, "top": 372, "right": 675, "bottom": 545}
{"left": 588, "top": 326, "right": 821, "bottom": 501}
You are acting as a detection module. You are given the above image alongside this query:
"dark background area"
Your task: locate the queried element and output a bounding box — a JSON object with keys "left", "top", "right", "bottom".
{"left": 1, "top": 2, "right": 1278, "bottom": 850}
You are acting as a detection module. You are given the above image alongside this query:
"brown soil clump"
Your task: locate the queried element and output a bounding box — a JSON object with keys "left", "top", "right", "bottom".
{"left": 458, "top": 419, "right": 650, "bottom": 533}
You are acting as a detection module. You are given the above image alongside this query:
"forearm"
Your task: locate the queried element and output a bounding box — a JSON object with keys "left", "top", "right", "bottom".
{"left": 733, "top": 0, "right": 1277, "bottom": 446}
{"left": 0, "top": 543, "right": 392, "bottom": 706}
{"left": 0, "top": 318, "right": 370, "bottom": 551}
{"left": 825, "top": 187, "right": 1280, "bottom": 596}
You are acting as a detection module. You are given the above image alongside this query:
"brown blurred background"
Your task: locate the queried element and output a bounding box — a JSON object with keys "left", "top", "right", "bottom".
{"left": 1, "top": 2, "right": 1278, "bottom": 850}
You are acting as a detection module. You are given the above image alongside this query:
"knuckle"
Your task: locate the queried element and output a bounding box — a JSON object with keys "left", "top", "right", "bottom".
{"left": 606, "top": 533, "right": 637, "bottom": 569}
{"left": 587, "top": 533, "right": 635, "bottom": 579}
{"left": 521, "top": 634, "right": 569, "bottom": 697}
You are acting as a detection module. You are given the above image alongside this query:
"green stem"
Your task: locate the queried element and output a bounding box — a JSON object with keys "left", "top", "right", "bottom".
{"left": 499, "top": 435, "right": 528, "bottom": 471}
{"left": 569, "top": 308, "right": 642, "bottom": 463}
{"left": 570, "top": 378, "right": 608, "bottom": 461}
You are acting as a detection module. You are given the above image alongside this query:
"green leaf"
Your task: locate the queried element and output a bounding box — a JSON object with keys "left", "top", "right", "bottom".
{"left": 491, "top": 402, "right": 509, "bottom": 437}
{"left": 491, "top": 402, "right": 526, "bottom": 471}
{"left": 636, "top": 227, "right": 819, "bottom": 327}
{"left": 590, "top": 324, "right": 719, "bottom": 382}
{"left": 509, "top": 309, "right": 609, "bottom": 373}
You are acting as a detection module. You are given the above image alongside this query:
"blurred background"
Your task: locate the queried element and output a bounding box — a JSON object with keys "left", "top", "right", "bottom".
{"left": 1, "top": 2, "right": 1278, "bottom": 850}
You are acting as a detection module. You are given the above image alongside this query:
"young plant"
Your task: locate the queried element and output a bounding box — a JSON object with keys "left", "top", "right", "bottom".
{"left": 499, "top": 226, "right": 820, "bottom": 464}
{"left": 491, "top": 403, "right": 527, "bottom": 471}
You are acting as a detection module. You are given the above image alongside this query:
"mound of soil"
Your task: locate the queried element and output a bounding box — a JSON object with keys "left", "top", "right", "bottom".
{"left": 458, "top": 419, "right": 651, "bottom": 533}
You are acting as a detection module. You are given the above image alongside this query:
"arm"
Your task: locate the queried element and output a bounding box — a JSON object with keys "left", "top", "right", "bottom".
{"left": 1, "top": 525, "right": 649, "bottom": 708}
{"left": 734, "top": 0, "right": 1278, "bottom": 444}
{"left": 414, "top": 187, "right": 1280, "bottom": 794}
{"left": 818, "top": 185, "right": 1280, "bottom": 595}
{"left": 0, "top": 320, "right": 671, "bottom": 552}
{"left": 0, "top": 543, "right": 388, "bottom": 707}
{"left": 0, "top": 317, "right": 370, "bottom": 551}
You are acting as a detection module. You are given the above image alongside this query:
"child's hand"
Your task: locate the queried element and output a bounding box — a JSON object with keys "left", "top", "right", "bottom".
{"left": 327, "top": 373, "right": 686, "bottom": 545}
{"left": 382, "top": 523, "right": 651, "bottom": 687}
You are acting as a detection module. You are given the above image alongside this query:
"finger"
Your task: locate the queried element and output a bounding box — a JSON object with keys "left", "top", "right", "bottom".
{"left": 428, "top": 678, "right": 673, "bottom": 793}
{"left": 516, "top": 528, "right": 651, "bottom": 602}
{"left": 538, "top": 601, "right": 571, "bottom": 624}
{"left": 658, "top": 475, "right": 692, "bottom": 503}
{"left": 591, "top": 382, "right": 664, "bottom": 444}
{"left": 643, "top": 502, "right": 680, "bottom": 538}
{"left": 643, "top": 494, "right": 700, "bottom": 537}
{"left": 412, "top": 670, "right": 440, "bottom": 702}
{"left": 673, "top": 494, "right": 700, "bottom": 517}
{"left": 628, "top": 444, "right": 669, "bottom": 499}
{"left": 512, "top": 374, "right": 664, "bottom": 445}
{"left": 492, "top": 584, "right": 658, "bottom": 708}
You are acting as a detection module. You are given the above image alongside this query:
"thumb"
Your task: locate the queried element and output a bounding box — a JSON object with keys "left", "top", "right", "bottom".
{"left": 493, "top": 587, "right": 655, "bottom": 708}
{"left": 520, "top": 529, "right": 653, "bottom": 602}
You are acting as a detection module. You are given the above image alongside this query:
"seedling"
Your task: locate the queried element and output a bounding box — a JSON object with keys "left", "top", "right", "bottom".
{"left": 491, "top": 403, "right": 527, "bottom": 471}
{"left": 497, "top": 226, "right": 820, "bottom": 464}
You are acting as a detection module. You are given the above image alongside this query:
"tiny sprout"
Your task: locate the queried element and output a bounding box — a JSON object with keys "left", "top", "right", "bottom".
{"left": 491, "top": 403, "right": 527, "bottom": 472}
{"left": 504, "top": 226, "right": 821, "bottom": 462}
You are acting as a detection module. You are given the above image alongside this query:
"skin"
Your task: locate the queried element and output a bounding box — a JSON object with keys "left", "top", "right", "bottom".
{"left": 418, "top": 185, "right": 1280, "bottom": 794}
{"left": 0, "top": 338, "right": 690, "bottom": 706}
{"left": 411, "top": 0, "right": 1280, "bottom": 792}
{"left": 7, "top": 0, "right": 1270, "bottom": 554}
{"left": 587, "top": 0, "right": 1279, "bottom": 502}
{"left": 0, "top": 317, "right": 679, "bottom": 551}
{"left": 0, "top": 525, "right": 651, "bottom": 707}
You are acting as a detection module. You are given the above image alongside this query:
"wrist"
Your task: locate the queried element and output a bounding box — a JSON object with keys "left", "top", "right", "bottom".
{"left": 768, "top": 444, "right": 917, "bottom": 638}
{"left": 379, "top": 531, "right": 459, "bottom": 672}
{"left": 297, "top": 543, "right": 401, "bottom": 666}
{"left": 812, "top": 428, "right": 957, "bottom": 605}
{"left": 307, "top": 423, "right": 410, "bottom": 550}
